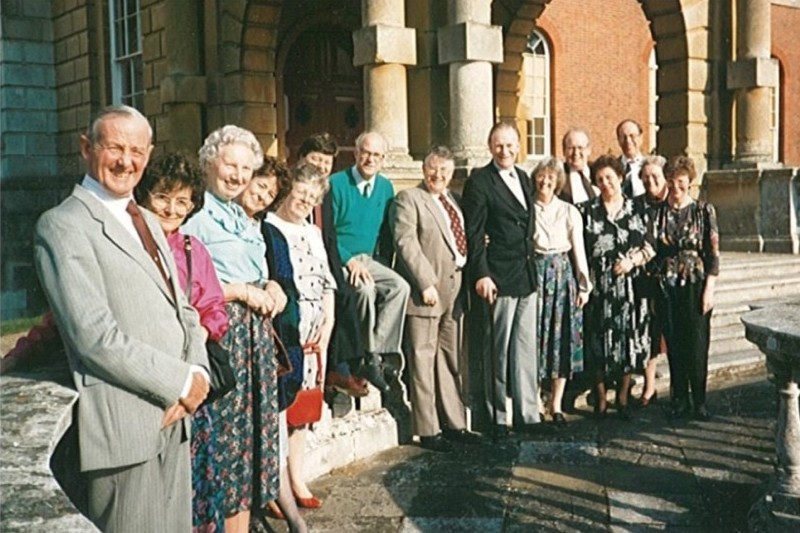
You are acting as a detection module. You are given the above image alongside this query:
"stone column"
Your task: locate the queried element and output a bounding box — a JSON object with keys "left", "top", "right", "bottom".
{"left": 353, "top": 0, "right": 417, "bottom": 177}
{"left": 438, "top": 0, "right": 503, "bottom": 168}
{"left": 160, "top": 2, "right": 206, "bottom": 154}
{"left": 727, "top": 0, "right": 779, "bottom": 165}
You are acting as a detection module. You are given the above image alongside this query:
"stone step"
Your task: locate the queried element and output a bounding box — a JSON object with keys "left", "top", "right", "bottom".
{"left": 718, "top": 258, "right": 800, "bottom": 283}
{"left": 714, "top": 276, "right": 800, "bottom": 306}
{"left": 710, "top": 322, "right": 757, "bottom": 355}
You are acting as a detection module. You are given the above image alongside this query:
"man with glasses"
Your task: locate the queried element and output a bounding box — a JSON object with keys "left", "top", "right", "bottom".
{"left": 329, "top": 131, "right": 410, "bottom": 393}
{"left": 559, "top": 128, "right": 598, "bottom": 205}
{"left": 616, "top": 119, "right": 647, "bottom": 199}
{"left": 33, "top": 105, "right": 209, "bottom": 532}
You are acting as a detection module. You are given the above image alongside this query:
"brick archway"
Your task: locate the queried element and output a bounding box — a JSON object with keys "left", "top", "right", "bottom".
{"left": 493, "top": 0, "right": 713, "bottom": 168}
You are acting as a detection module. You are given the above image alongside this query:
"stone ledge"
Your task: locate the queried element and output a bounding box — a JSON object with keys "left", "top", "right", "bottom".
{"left": 0, "top": 364, "right": 97, "bottom": 532}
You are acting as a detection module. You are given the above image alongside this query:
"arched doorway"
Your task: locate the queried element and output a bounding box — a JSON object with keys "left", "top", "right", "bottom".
{"left": 282, "top": 25, "right": 363, "bottom": 168}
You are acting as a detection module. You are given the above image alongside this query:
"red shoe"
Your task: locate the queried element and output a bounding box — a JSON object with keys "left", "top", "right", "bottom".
{"left": 326, "top": 372, "right": 369, "bottom": 397}
{"left": 265, "top": 500, "right": 285, "bottom": 520}
{"left": 294, "top": 492, "right": 323, "bottom": 509}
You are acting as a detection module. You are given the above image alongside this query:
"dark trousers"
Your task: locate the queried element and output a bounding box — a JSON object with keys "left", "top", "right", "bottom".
{"left": 663, "top": 281, "right": 711, "bottom": 409}
{"left": 327, "top": 285, "right": 364, "bottom": 371}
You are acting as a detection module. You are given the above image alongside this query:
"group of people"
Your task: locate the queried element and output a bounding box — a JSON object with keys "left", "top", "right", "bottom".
{"left": 27, "top": 103, "right": 719, "bottom": 533}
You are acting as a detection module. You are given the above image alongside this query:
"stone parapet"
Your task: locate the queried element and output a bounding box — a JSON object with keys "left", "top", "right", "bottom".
{"left": 1, "top": 364, "right": 97, "bottom": 532}
{"left": 437, "top": 22, "right": 503, "bottom": 64}
{"left": 703, "top": 166, "right": 799, "bottom": 253}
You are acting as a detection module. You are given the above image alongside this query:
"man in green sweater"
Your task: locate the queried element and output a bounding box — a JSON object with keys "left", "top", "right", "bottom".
{"left": 329, "top": 131, "right": 410, "bottom": 392}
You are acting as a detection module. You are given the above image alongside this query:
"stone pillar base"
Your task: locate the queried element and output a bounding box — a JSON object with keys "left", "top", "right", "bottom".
{"left": 382, "top": 159, "right": 424, "bottom": 192}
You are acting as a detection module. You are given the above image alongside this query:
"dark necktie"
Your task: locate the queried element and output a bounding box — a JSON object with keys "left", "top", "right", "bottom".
{"left": 363, "top": 182, "right": 371, "bottom": 198}
{"left": 126, "top": 200, "right": 174, "bottom": 298}
{"left": 438, "top": 194, "right": 467, "bottom": 256}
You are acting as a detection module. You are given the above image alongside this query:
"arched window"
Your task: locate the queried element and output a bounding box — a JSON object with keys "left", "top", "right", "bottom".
{"left": 770, "top": 60, "right": 781, "bottom": 163}
{"left": 109, "top": 0, "right": 144, "bottom": 110}
{"left": 648, "top": 47, "right": 659, "bottom": 153}
{"left": 522, "top": 31, "right": 550, "bottom": 160}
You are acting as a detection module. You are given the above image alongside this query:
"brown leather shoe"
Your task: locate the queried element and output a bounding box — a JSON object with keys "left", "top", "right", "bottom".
{"left": 326, "top": 372, "right": 369, "bottom": 397}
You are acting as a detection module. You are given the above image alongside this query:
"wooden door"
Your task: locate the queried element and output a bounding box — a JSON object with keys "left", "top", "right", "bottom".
{"left": 283, "top": 26, "right": 363, "bottom": 169}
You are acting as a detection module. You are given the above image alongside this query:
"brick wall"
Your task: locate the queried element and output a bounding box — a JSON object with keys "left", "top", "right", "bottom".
{"left": 52, "top": 0, "right": 96, "bottom": 176}
{"left": 537, "top": 0, "right": 654, "bottom": 158}
{"left": 1, "top": 0, "right": 58, "bottom": 181}
{"left": 772, "top": 4, "right": 800, "bottom": 166}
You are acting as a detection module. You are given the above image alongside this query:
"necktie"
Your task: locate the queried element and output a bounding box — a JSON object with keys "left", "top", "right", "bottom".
{"left": 126, "top": 200, "right": 174, "bottom": 298}
{"left": 363, "top": 182, "right": 371, "bottom": 198}
{"left": 438, "top": 194, "right": 467, "bottom": 256}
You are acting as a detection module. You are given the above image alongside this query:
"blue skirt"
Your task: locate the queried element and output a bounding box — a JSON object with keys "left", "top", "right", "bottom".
{"left": 535, "top": 253, "right": 584, "bottom": 379}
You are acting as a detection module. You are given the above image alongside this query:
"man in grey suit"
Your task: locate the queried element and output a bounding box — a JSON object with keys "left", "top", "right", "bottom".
{"left": 393, "top": 146, "right": 482, "bottom": 452}
{"left": 34, "top": 105, "right": 210, "bottom": 533}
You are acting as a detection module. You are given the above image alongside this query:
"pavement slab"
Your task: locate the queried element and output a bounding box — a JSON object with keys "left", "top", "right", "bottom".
{"left": 259, "top": 368, "right": 776, "bottom": 532}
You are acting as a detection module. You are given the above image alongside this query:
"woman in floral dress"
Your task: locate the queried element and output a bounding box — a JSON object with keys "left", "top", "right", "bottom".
{"left": 583, "top": 155, "right": 654, "bottom": 419}
{"left": 182, "top": 126, "right": 287, "bottom": 533}
{"left": 650, "top": 155, "right": 719, "bottom": 421}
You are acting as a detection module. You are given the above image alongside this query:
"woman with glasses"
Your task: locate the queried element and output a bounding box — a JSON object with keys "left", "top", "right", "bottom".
{"left": 134, "top": 153, "right": 228, "bottom": 533}
{"left": 261, "top": 162, "right": 336, "bottom": 516}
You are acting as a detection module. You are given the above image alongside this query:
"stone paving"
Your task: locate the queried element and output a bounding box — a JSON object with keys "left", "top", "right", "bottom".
{"left": 255, "top": 368, "right": 776, "bottom": 533}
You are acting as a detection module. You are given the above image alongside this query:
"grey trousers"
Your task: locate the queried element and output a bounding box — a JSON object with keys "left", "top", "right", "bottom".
{"left": 406, "top": 309, "right": 467, "bottom": 437}
{"left": 484, "top": 292, "right": 540, "bottom": 426}
{"left": 83, "top": 423, "right": 191, "bottom": 533}
{"left": 346, "top": 254, "right": 410, "bottom": 355}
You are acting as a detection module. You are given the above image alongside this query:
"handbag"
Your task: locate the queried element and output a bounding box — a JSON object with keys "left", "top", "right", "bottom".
{"left": 183, "top": 236, "right": 235, "bottom": 403}
{"left": 271, "top": 329, "right": 292, "bottom": 378}
{"left": 286, "top": 343, "right": 324, "bottom": 427}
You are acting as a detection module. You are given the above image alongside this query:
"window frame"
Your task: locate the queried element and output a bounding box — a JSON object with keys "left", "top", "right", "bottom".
{"left": 108, "top": 0, "right": 144, "bottom": 110}
{"left": 522, "top": 30, "right": 551, "bottom": 161}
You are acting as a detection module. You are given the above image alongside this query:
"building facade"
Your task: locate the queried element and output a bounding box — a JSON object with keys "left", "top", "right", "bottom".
{"left": 1, "top": 0, "right": 798, "bottom": 318}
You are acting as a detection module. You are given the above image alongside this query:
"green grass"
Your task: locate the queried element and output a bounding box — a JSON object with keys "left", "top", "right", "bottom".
{"left": 1, "top": 315, "right": 45, "bottom": 337}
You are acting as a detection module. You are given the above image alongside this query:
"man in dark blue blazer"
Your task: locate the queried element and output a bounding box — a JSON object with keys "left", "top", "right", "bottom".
{"left": 462, "top": 122, "right": 540, "bottom": 436}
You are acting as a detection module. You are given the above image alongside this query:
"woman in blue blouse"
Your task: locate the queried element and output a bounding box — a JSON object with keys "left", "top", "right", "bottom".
{"left": 182, "top": 126, "right": 296, "bottom": 533}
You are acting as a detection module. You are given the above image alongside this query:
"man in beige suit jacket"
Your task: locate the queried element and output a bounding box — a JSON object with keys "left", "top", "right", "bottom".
{"left": 393, "top": 146, "right": 482, "bottom": 452}
{"left": 34, "top": 105, "right": 209, "bottom": 533}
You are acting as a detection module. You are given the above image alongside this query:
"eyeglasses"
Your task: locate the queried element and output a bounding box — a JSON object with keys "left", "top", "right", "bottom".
{"left": 148, "top": 193, "right": 194, "bottom": 215}
{"left": 358, "top": 150, "right": 385, "bottom": 161}
{"left": 95, "top": 143, "right": 149, "bottom": 161}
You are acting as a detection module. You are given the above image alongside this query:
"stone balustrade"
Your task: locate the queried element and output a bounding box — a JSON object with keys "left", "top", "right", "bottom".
{"left": 741, "top": 302, "right": 800, "bottom": 531}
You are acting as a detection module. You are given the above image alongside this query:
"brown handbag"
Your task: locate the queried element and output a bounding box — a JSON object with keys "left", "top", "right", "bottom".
{"left": 271, "top": 329, "right": 292, "bottom": 378}
{"left": 286, "top": 343, "right": 323, "bottom": 427}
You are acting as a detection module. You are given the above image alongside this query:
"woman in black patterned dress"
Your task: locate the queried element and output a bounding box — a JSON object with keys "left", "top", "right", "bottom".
{"left": 583, "top": 155, "right": 654, "bottom": 419}
{"left": 650, "top": 155, "right": 719, "bottom": 421}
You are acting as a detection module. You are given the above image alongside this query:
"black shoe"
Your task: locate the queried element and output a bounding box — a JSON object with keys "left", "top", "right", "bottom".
{"left": 694, "top": 405, "right": 712, "bottom": 421}
{"left": 668, "top": 402, "right": 691, "bottom": 420}
{"left": 442, "top": 428, "right": 483, "bottom": 445}
{"left": 514, "top": 422, "right": 550, "bottom": 435}
{"left": 355, "top": 356, "right": 390, "bottom": 393}
{"left": 552, "top": 412, "right": 568, "bottom": 428}
{"left": 419, "top": 434, "right": 453, "bottom": 452}
{"left": 492, "top": 425, "right": 510, "bottom": 440}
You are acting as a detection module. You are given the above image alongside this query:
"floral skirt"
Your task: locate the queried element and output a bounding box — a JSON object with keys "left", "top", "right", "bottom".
{"left": 206, "top": 302, "right": 280, "bottom": 515}
{"left": 535, "top": 253, "right": 584, "bottom": 379}
{"left": 191, "top": 405, "right": 224, "bottom": 533}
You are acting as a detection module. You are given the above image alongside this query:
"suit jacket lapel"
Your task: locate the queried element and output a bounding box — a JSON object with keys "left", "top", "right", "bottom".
{"left": 488, "top": 165, "right": 528, "bottom": 214}
{"left": 73, "top": 187, "right": 176, "bottom": 304}
{"left": 421, "top": 186, "right": 460, "bottom": 258}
